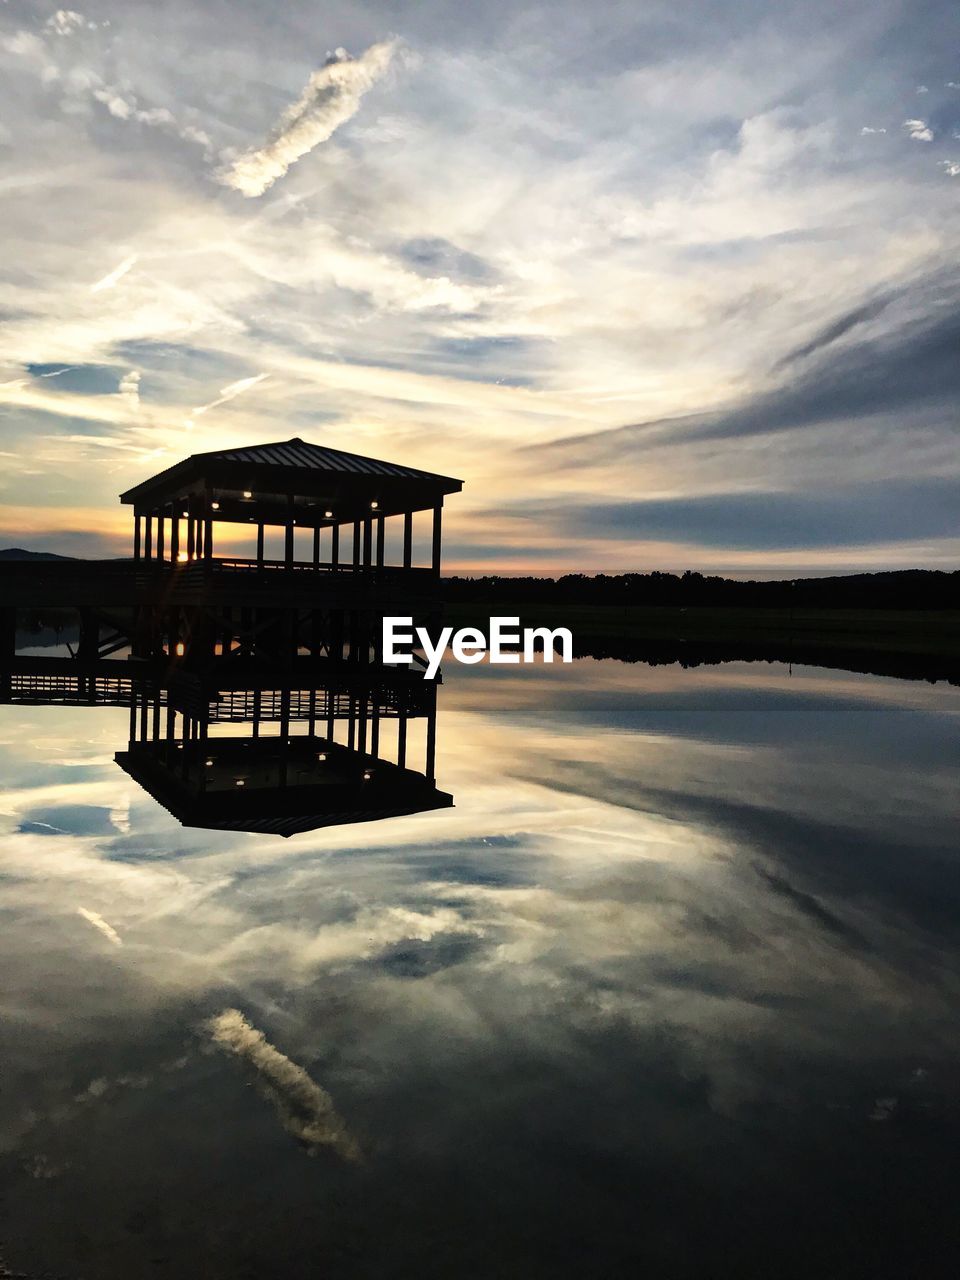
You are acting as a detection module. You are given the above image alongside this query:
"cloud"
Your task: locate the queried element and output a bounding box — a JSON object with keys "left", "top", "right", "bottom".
{"left": 217, "top": 40, "right": 399, "bottom": 197}
{"left": 532, "top": 273, "right": 960, "bottom": 459}
{"left": 903, "top": 118, "right": 934, "bottom": 142}
{"left": 860, "top": 126, "right": 886, "bottom": 134}
{"left": 45, "top": 11, "right": 90, "bottom": 37}
{"left": 207, "top": 1008, "right": 360, "bottom": 1160}
{"left": 92, "top": 87, "right": 135, "bottom": 120}
{"left": 1, "top": 29, "right": 211, "bottom": 153}
{"left": 89, "top": 87, "right": 212, "bottom": 151}
{"left": 941, "top": 160, "right": 960, "bottom": 177}
{"left": 77, "top": 906, "right": 122, "bottom": 946}
{"left": 90, "top": 254, "right": 138, "bottom": 293}
{"left": 485, "top": 474, "right": 960, "bottom": 551}
{"left": 773, "top": 295, "right": 893, "bottom": 368}
{"left": 118, "top": 369, "right": 141, "bottom": 409}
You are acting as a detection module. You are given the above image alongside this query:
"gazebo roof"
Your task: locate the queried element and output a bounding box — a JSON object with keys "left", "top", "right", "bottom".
{"left": 120, "top": 437, "right": 462, "bottom": 521}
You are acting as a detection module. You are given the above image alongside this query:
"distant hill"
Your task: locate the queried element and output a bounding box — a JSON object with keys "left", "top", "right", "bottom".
{"left": 0, "top": 548, "right": 76, "bottom": 561}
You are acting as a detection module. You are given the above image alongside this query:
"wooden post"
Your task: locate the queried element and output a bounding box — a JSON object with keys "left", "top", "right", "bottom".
{"left": 331, "top": 524, "right": 339, "bottom": 568}
{"left": 313, "top": 525, "right": 321, "bottom": 570}
{"left": 256, "top": 522, "right": 264, "bottom": 567}
{"left": 133, "top": 512, "right": 142, "bottom": 561}
{"left": 376, "top": 516, "right": 384, "bottom": 569}
{"left": 186, "top": 497, "right": 196, "bottom": 561}
{"left": 397, "top": 711, "right": 407, "bottom": 769}
{"left": 0, "top": 607, "right": 16, "bottom": 662}
{"left": 198, "top": 717, "right": 209, "bottom": 794}
{"left": 425, "top": 696, "right": 437, "bottom": 781}
{"left": 352, "top": 521, "right": 361, "bottom": 569}
{"left": 284, "top": 494, "right": 295, "bottom": 568}
{"left": 403, "top": 511, "right": 413, "bottom": 569}
{"left": 170, "top": 504, "right": 180, "bottom": 564}
{"left": 362, "top": 517, "right": 372, "bottom": 568}
{"left": 157, "top": 510, "right": 165, "bottom": 563}
{"left": 144, "top": 512, "right": 153, "bottom": 561}
{"left": 203, "top": 488, "right": 213, "bottom": 563}
{"left": 280, "top": 686, "right": 290, "bottom": 744}
{"left": 431, "top": 503, "right": 442, "bottom": 576}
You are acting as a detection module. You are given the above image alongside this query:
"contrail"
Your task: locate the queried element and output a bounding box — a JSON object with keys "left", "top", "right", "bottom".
{"left": 207, "top": 1008, "right": 360, "bottom": 1160}
{"left": 192, "top": 373, "right": 269, "bottom": 416}
{"left": 90, "top": 254, "right": 137, "bottom": 292}
{"left": 217, "top": 40, "right": 398, "bottom": 197}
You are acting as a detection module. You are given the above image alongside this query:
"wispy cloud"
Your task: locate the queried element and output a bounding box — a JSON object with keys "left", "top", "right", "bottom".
{"left": 217, "top": 40, "right": 399, "bottom": 197}
{"left": 207, "top": 1008, "right": 360, "bottom": 1159}
{"left": 77, "top": 906, "right": 122, "bottom": 946}
{"left": 90, "top": 254, "right": 137, "bottom": 293}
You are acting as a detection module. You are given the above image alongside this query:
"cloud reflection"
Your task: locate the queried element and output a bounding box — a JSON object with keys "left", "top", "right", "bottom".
{"left": 76, "top": 906, "right": 123, "bottom": 947}
{"left": 207, "top": 1008, "right": 360, "bottom": 1161}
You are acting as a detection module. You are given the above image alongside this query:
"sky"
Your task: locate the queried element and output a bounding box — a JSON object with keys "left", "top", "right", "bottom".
{"left": 0, "top": 0, "right": 958, "bottom": 574}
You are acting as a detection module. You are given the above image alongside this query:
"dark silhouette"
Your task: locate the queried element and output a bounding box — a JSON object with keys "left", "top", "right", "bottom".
{"left": 441, "top": 568, "right": 959, "bottom": 610}
{"left": 0, "top": 438, "right": 462, "bottom": 834}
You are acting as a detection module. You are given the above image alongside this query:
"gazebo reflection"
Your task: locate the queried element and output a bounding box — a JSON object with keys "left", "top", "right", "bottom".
{"left": 0, "top": 659, "right": 452, "bottom": 838}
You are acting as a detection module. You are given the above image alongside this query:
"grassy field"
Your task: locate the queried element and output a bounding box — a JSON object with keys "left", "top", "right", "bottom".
{"left": 442, "top": 604, "right": 960, "bottom": 659}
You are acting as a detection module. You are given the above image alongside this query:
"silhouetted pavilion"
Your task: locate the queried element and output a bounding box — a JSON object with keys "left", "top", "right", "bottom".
{"left": 121, "top": 437, "right": 462, "bottom": 576}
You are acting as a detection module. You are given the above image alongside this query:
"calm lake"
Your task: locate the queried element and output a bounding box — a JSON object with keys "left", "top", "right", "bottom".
{"left": 1, "top": 656, "right": 959, "bottom": 1278}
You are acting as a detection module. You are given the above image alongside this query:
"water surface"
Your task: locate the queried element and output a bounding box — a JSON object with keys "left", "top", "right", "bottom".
{"left": 1, "top": 657, "right": 958, "bottom": 1278}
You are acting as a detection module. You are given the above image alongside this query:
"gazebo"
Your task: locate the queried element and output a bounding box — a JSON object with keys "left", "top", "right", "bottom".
{"left": 120, "top": 437, "right": 462, "bottom": 576}
{"left": 118, "top": 437, "right": 462, "bottom": 670}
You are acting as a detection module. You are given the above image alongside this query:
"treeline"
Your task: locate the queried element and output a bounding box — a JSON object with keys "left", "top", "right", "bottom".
{"left": 441, "top": 569, "right": 960, "bottom": 610}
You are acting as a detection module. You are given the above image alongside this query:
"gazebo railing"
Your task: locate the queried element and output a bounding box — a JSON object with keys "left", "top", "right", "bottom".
{"left": 144, "top": 557, "right": 436, "bottom": 580}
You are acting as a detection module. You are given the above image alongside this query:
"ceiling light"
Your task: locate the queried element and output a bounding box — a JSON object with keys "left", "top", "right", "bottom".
{"left": 243, "top": 490, "right": 253, "bottom": 499}
{"left": 211, "top": 501, "right": 220, "bottom": 511}
{"left": 370, "top": 500, "right": 379, "bottom": 510}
